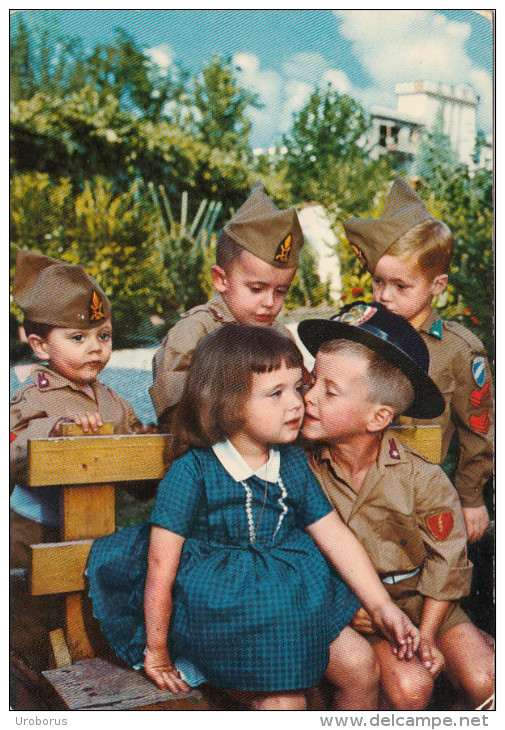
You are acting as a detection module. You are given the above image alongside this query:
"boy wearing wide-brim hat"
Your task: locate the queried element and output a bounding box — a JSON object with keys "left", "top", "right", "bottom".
{"left": 343, "top": 176, "right": 493, "bottom": 544}
{"left": 298, "top": 302, "right": 494, "bottom": 711}
{"left": 10, "top": 249, "right": 149, "bottom": 672}
{"left": 150, "top": 183, "right": 304, "bottom": 431}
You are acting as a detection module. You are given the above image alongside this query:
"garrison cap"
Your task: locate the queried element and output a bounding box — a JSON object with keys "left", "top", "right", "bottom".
{"left": 223, "top": 183, "right": 304, "bottom": 268}
{"left": 13, "top": 249, "right": 111, "bottom": 329}
{"left": 343, "top": 176, "right": 434, "bottom": 273}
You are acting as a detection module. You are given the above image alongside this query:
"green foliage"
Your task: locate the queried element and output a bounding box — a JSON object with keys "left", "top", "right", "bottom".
{"left": 192, "top": 56, "right": 261, "bottom": 155}
{"left": 10, "top": 174, "right": 167, "bottom": 348}
{"left": 9, "top": 14, "right": 493, "bottom": 359}
{"left": 283, "top": 86, "right": 392, "bottom": 212}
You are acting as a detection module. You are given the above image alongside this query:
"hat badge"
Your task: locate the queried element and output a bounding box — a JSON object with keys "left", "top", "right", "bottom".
{"left": 90, "top": 291, "right": 106, "bottom": 321}
{"left": 274, "top": 234, "right": 292, "bottom": 263}
{"left": 334, "top": 303, "right": 377, "bottom": 327}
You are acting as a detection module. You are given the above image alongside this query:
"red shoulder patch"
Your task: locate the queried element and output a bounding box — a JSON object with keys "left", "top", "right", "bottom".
{"left": 10, "top": 431, "right": 17, "bottom": 443}
{"left": 426, "top": 512, "right": 454, "bottom": 541}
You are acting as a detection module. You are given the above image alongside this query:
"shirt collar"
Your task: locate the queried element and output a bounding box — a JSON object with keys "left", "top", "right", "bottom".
{"left": 31, "top": 364, "right": 97, "bottom": 395}
{"left": 312, "top": 430, "right": 408, "bottom": 475}
{"left": 212, "top": 439, "right": 280, "bottom": 482}
{"left": 419, "top": 308, "right": 443, "bottom": 339}
{"left": 207, "top": 292, "right": 238, "bottom": 324}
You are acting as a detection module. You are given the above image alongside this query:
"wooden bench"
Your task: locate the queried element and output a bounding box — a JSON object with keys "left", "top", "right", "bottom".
{"left": 21, "top": 423, "right": 449, "bottom": 711}
{"left": 26, "top": 426, "right": 210, "bottom": 711}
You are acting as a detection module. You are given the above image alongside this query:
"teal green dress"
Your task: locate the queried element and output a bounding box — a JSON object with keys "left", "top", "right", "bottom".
{"left": 87, "top": 443, "right": 361, "bottom": 691}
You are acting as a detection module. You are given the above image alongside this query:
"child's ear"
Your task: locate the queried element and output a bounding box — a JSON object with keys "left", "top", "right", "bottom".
{"left": 211, "top": 265, "right": 228, "bottom": 293}
{"left": 367, "top": 404, "right": 394, "bottom": 433}
{"left": 431, "top": 274, "right": 448, "bottom": 296}
{"left": 26, "top": 334, "right": 49, "bottom": 361}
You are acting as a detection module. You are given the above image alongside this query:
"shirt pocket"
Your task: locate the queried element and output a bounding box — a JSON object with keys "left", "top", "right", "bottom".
{"left": 373, "top": 511, "right": 427, "bottom": 573}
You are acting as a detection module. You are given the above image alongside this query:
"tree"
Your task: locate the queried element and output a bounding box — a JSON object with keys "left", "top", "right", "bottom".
{"left": 191, "top": 56, "right": 261, "bottom": 155}
{"left": 283, "top": 85, "right": 392, "bottom": 212}
{"left": 10, "top": 13, "right": 86, "bottom": 103}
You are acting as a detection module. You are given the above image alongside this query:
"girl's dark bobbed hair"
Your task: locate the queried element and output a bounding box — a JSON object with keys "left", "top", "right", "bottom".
{"left": 171, "top": 323, "right": 303, "bottom": 457}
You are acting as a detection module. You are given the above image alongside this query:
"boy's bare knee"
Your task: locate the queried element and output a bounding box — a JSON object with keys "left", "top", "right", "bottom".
{"left": 469, "top": 664, "right": 495, "bottom": 705}
{"left": 387, "top": 669, "right": 433, "bottom": 711}
{"left": 345, "top": 649, "right": 380, "bottom": 689}
{"left": 252, "top": 692, "right": 307, "bottom": 711}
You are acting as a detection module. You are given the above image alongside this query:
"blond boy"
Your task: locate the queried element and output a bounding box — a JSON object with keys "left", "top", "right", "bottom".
{"left": 343, "top": 177, "right": 493, "bottom": 542}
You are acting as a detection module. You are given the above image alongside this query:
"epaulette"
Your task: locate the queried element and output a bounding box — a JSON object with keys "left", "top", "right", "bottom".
{"left": 443, "top": 320, "right": 486, "bottom": 352}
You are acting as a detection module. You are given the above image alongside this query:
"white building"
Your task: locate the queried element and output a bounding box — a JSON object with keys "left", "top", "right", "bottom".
{"left": 369, "top": 81, "right": 488, "bottom": 170}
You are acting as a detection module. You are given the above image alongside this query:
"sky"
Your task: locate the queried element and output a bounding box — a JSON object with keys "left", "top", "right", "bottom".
{"left": 11, "top": 8, "right": 494, "bottom": 150}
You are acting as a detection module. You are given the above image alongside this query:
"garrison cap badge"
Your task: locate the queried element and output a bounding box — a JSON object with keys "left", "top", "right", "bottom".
{"left": 12, "top": 249, "right": 111, "bottom": 329}
{"left": 274, "top": 233, "right": 293, "bottom": 263}
{"left": 90, "top": 291, "right": 106, "bottom": 321}
{"left": 223, "top": 184, "right": 304, "bottom": 268}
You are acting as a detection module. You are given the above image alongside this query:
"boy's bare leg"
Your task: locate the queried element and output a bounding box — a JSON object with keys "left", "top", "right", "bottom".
{"left": 372, "top": 639, "right": 434, "bottom": 711}
{"left": 223, "top": 688, "right": 307, "bottom": 710}
{"left": 436, "top": 623, "right": 494, "bottom": 709}
{"left": 325, "top": 626, "right": 380, "bottom": 710}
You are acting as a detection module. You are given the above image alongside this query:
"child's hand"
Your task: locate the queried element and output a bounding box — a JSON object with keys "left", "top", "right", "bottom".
{"left": 351, "top": 607, "right": 375, "bottom": 634}
{"left": 371, "top": 601, "right": 420, "bottom": 660}
{"left": 462, "top": 505, "right": 490, "bottom": 543}
{"left": 50, "top": 412, "right": 103, "bottom": 436}
{"left": 144, "top": 647, "right": 191, "bottom": 694}
{"left": 416, "top": 636, "right": 445, "bottom": 678}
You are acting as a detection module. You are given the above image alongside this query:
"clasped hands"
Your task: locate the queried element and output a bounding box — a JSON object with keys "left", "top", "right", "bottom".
{"left": 352, "top": 607, "right": 445, "bottom": 677}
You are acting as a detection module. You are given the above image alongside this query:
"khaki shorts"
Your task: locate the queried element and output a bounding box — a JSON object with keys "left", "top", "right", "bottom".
{"left": 365, "top": 574, "right": 470, "bottom": 645}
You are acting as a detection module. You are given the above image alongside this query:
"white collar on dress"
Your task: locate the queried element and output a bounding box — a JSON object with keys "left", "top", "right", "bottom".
{"left": 212, "top": 439, "right": 280, "bottom": 483}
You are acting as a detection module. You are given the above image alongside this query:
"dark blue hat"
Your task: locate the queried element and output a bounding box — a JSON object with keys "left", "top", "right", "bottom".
{"left": 297, "top": 301, "right": 445, "bottom": 419}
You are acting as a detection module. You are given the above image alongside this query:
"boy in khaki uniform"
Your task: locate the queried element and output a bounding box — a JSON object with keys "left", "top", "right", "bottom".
{"left": 298, "top": 303, "right": 494, "bottom": 711}
{"left": 150, "top": 184, "right": 303, "bottom": 431}
{"left": 10, "top": 250, "right": 149, "bottom": 672}
{"left": 343, "top": 176, "right": 493, "bottom": 542}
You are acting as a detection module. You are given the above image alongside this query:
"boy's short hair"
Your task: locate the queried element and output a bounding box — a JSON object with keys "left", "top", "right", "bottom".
{"left": 216, "top": 230, "right": 245, "bottom": 271}
{"left": 386, "top": 219, "right": 454, "bottom": 279}
{"left": 22, "top": 319, "right": 54, "bottom": 339}
{"left": 319, "top": 339, "right": 415, "bottom": 417}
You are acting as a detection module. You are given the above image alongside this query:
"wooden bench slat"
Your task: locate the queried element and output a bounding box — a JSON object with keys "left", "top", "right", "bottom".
{"left": 28, "top": 433, "right": 173, "bottom": 487}
{"left": 42, "top": 658, "right": 208, "bottom": 711}
{"left": 31, "top": 540, "right": 93, "bottom": 595}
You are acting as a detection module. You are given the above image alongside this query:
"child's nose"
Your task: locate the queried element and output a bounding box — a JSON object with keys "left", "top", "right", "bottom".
{"left": 262, "top": 289, "right": 275, "bottom": 307}
{"left": 377, "top": 284, "right": 392, "bottom": 302}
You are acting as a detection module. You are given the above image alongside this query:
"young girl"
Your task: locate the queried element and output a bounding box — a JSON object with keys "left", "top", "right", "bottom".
{"left": 87, "top": 324, "right": 423, "bottom": 710}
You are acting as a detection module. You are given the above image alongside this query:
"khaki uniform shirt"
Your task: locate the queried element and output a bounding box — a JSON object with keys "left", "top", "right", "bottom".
{"left": 10, "top": 364, "right": 142, "bottom": 486}
{"left": 149, "top": 292, "right": 292, "bottom": 427}
{"left": 308, "top": 431, "right": 472, "bottom": 602}
{"left": 398, "top": 310, "right": 494, "bottom": 509}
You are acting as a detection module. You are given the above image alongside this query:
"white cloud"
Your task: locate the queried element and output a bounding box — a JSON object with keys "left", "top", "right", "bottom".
{"left": 333, "top": 10, "right": 492, "bottom": 133}
{"left": 234, "top": 51, "right": 352, "bottom": 147}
